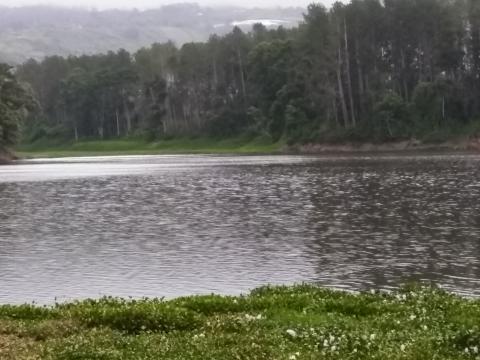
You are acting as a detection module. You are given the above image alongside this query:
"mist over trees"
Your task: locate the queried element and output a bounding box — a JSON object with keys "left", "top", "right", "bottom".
{"left": 14, "top": 0, "right": 480, "bottom": 145}
{"left": 0, "top": 4, "right": 303, "bottom": 64}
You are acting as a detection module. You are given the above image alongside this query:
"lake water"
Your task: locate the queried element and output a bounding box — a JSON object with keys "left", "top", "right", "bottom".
{"left": 0, "top": 153, "right": 479, "bottom": 304}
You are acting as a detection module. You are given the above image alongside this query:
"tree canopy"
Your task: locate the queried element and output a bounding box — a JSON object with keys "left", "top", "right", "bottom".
{"left": 15, "top": 0, "right": 480, "bottom": 145}
{"left": 0, "top": 64, "right": 32, "bottom": 153}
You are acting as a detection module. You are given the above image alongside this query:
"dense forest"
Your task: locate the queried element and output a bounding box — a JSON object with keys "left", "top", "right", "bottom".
{"left": 5, "top": 0, "right": 480, "bottom": 150}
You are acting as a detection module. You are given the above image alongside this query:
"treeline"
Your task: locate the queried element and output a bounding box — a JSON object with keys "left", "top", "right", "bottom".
{"left": 16, "top": 0, "right": 480, "bottom": 145}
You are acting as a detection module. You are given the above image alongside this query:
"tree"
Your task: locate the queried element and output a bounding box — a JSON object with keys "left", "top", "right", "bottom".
{"left": 14, "top": 0, "right": 480, "bottom": 146}
{"left": 0, "top": 64, "right": 33, "bottom": 152}
{"left": 371, "top": 92, "right": 411, "bottom": 140}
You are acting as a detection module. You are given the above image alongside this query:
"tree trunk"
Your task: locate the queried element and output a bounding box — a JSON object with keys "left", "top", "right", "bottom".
{"left": 332, "top": 99, "right": 340, "bottom": 128}
{"left": 237, "top": 49, "right": 247, "bottom": 100}
{"left": 355, "top": 39, "right": 365, "bottom": 118}
{"left": 163, "top": 92, "right": 172, "bottom": 136}
{"left": 115, "top": 109, "right": 120, "bottom": 137}
{"left": 442, "top": 96, "right": 446, "bottom": 124}
{"left": 344, "top": 19, "right": 356, "bottom": 127}
{"left": 400, "top": 49, "right": 409, "bottom": 100}
{"left": 337, "top": 48, "right": 350, "bottom": 128}
{"left": 212, "top": 57, "right": 218, "bottom": 88}
{"left": 74, "top": 122, "right": 78, "bottom": 142}
{"left": 122, "top": 88, "right": 132, "bottom": 135}
{"left": 100, "top": 92, "right": 106, "bottom": 140}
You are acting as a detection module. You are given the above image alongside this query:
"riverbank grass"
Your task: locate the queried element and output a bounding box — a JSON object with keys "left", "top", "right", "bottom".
{"left": 16, "top": 136, "right": 283, "bottom": 158}
{"left": 1, "top": 285, "right": 479, "bottom": 359}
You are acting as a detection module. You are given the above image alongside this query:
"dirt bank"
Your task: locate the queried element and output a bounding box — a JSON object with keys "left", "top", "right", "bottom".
{"left": 0, "top": 151, "right": 14, "bottom": 164}
{"left": 290, "top": 137, "right": 480, "bottom": 154}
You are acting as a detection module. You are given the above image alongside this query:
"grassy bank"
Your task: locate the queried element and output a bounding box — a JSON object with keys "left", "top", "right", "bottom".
{"left": 16, "top": 136, "right": 480, "bottom": 160}
{"left": 16, "top": 137, "right": 283, "bottom": 159}
{"left": 1, "top": 285, "right": 479, "bottom": 359}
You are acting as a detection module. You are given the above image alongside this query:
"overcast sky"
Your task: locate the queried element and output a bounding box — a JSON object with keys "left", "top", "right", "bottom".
{"left": 0, "top": 0, "right": 337, "bottom": 9}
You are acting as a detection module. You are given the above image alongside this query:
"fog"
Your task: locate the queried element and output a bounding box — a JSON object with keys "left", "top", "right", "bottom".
{"left": 0, "top": 0, "right": 336, "bottom": 9}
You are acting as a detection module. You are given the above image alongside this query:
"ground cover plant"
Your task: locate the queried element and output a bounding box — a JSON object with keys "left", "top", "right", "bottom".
{"left": 1, "top": 284, "right": 479, "bottom": 359}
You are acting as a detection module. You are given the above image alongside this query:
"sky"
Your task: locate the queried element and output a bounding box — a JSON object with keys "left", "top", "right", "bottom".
{"left": 0, "top": 0, "right": 337, "bottom": 9}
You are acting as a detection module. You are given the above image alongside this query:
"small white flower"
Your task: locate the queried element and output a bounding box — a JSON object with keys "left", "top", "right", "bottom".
{"left": 473, "top": 346, "right": 479, "bottom": 354}
{"left": 370, "top": 289, "right": 376, "bottom": 295}
{"left": 422, "top": 325, "right": 428, "bottom": 330}
{"left": 323, "top": 339, "right": 329, "bottom": 347}
{"left": 409, "top": 314, "right": 417, "bottom": 320}
{"left": 286, "top": 329, "right": 297, "bottom": 338}
{"left": 288, "top": 355, "right": 297, "bottom": 360}
{"left": 256, "top": 314, "right": 263, "bottom": 320}
{"left": 400, "top": 344, "right": 406, "bottom": 352}
{"left": 329, "top": 335, "right": 335, "bottom": 343}
{"left": 331, "top": 345, "right": 337, "bottom": 351}
{"left": 370, "top": 333, "right": 376, "bottom": 340}
{"left": 465, "top": 348, "right": 470, "bottom": 354}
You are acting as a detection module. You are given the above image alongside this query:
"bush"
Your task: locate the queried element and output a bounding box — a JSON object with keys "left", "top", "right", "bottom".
{"left": 61, "top": 298, "right": 202, "bottom": 333}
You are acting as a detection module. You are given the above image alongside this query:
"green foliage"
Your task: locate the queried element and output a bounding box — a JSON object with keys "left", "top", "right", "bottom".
{"left": 1, "top": 285, "right": 480, "bottom": 359}
{"left": 0, "top": 64, "right": 32, "bottom": 152}
{"left": 370, "top": 93, "right": 412, "bottom": 141}
{"left": 16, "top": 136, "right": 282, "bottom": 158}
{"left": 285, "top": 103, "right": 312, "bottom": 144}
{"left": 0, "top": 304, "right": 56, "bottom": 321}
{"left": 61, "top": 298, "right": 201, "bottom": 334}
{"left": 13, "top": 0, "right": 480, "bottom": 149}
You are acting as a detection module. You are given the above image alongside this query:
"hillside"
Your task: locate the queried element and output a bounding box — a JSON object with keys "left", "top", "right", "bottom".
{"left": 0, "top": 4, "right": 303, "bottom": 64}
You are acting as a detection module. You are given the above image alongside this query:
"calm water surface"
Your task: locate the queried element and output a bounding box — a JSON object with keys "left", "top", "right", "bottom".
{"left": 0, "top": 153, "right": 479, "bottom": 304}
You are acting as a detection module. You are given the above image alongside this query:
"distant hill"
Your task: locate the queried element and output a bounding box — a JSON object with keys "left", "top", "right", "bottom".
{"left": 0, "top": 4, "right": 304, "bottom": 64}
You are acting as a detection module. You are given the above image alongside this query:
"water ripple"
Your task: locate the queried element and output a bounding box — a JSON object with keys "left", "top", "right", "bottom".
{"left": 0, "top": 153, "right": 479, "bottom": 304}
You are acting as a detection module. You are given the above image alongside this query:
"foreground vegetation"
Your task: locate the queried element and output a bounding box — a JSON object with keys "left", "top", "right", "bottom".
{"left": 16, "top": 136, "right": 283, "bottom": 158}
{"left": 1, "top": 285, "right": 479, "bottom": 359}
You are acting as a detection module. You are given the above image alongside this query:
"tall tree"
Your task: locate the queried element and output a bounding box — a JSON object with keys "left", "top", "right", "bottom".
{"left": 0, "top": 64, "right": 33, "bottom": 153}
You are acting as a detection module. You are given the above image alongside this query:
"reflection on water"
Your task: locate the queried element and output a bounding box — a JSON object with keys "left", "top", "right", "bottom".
{"left": 0, "top": 154, "right": 479, "bottom": 304}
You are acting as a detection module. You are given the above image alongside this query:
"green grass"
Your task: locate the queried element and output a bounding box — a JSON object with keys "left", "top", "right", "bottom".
{"left": 16, "top": 136, "right": 284, "bottom": 159}
{"left": 1, "top": 285, "right": 479, "bottom": 359}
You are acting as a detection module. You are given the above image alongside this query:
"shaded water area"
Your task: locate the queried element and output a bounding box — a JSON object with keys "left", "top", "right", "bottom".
{"left": 0, "top": 153, "right": 480, "bottom": 304}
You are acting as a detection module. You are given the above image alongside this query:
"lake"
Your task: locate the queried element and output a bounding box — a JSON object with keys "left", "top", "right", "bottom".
{"left": 0, "top": 153, "right": 479, "bottom": 304}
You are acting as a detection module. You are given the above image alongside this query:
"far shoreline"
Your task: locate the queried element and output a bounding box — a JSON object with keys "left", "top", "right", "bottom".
{"left": 12, "top": 136, "right": 480, "bottom": 160}
{"left": 0, "top": 151, "right": 16, "bottom": 164}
